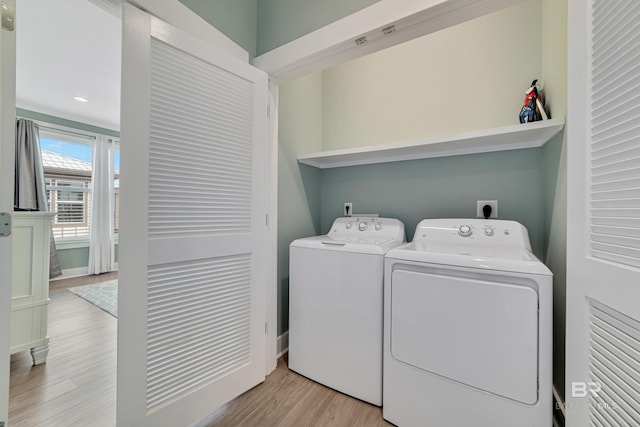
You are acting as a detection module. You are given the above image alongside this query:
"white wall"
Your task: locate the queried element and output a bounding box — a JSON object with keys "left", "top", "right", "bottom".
{"left": 541, "top": 0, "right": 568, "bottom": 402}
{"left": 276, "top": 73, "right": 323, "bottom": 334}
{"left": 322, "top": 0, "right": 542, "bottom": 151}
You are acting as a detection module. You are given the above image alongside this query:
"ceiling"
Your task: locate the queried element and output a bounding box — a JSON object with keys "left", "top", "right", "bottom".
{"left": 16, "top": 0, "right": 122, "bottom": 131}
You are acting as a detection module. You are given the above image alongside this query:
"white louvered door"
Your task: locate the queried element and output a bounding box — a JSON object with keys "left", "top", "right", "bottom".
{"left": 117, "top": 4, "right": 268, "bottom": 426}
{"left": 566, "top": 1, "right": 640, "bottom": 425}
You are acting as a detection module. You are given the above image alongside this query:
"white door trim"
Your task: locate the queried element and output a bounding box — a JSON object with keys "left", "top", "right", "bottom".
{"left": 128, "top": 0, "right": 248, "bottom": 62}
{"left": 266, "top": 82, "right": 279, "bottom": 373}
{"left": 0, "top": 0, "right": 16, "bottom": 421}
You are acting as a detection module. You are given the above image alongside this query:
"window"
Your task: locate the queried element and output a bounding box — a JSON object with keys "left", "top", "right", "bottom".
{"left": 56, "top": 180, "right": 87, "bottom": 223}
{"left": 46, "top": 177, "right": 91, "bottom": 238}
{"left": 39, "top": 127, "right": 120, "bottom": 242}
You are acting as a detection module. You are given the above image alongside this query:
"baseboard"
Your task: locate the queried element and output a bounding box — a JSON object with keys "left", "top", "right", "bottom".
{"left": 277, "top": 331, "right": 289, "bottom": 358}
{"left": 50, "top": 263, "right": 119, "bottom": 281}
{"left": 50, "top": 266, "right": 88, "bottom": 281}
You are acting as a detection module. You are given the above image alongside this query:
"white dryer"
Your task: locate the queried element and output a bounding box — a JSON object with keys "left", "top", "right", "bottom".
{"left": 289, "top": 216, "right": 405, "bottom": 406}
{"left": 383, "top": 219, "right": 552, "bottom": 427}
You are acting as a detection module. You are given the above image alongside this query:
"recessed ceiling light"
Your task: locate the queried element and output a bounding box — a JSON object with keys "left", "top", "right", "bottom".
{"left": 73, "top": 96, "right": 89, "bottom": 103}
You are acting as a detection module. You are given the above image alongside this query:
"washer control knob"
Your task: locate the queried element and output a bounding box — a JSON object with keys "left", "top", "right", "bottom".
{"left": 375, "top": 223, "right": 382, "bottom": 231}
{"left": 346, "top": 222, "right": 353, "bottom": 229}
{"left": 458, "top": 225, "right": 472, "bottom": 237}
{"left": 484, "top": 227, "right": 494, "bottom": 236}
{"left": 359, "top": 222, "right": 368, "bottom": 231}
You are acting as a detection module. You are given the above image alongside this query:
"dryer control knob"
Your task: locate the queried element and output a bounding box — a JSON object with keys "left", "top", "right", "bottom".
{"left": 375, "top": 223, "right": 382, "bottom": 231}
{"left": 458, "top": 225, "right": 472, "bottom": 237}
{"left": 346, "top": 222, "right": 353, "bottom": 229}
{"left": 484, "top": 227, "right": 494, "bottom": 236}
{"left": 359, "top": 222, "right": 368, "bottom": 231}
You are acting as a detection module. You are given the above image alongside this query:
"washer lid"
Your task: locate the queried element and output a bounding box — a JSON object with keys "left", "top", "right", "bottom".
{"left": 290, "top": 217, "right": 406, "bottom": 254}
{"left": 386, "top": 242, "right": 552, "bottom": 275}
{"left": 291, "top": 235, "right": 402, "bottom": 255}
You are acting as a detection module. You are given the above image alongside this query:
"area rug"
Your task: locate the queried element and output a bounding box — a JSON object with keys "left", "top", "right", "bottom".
{"left": 68, "top": 280, "right": 118, "bottom": 317}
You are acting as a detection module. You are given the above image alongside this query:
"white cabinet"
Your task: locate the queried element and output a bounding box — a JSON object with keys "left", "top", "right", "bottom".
{"left": 10, "top": 212, "right": 55, "bottom": 365}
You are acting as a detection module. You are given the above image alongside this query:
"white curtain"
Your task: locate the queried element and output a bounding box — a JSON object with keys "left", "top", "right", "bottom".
{"left": 88, "top": 135, "right": 115, "bottom": 274}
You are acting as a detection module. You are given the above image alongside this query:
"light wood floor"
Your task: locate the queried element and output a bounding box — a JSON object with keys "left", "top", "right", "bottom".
{"left": 204, "top": 355, "right": 392, "bottom": 427}
{"left": 9, "top": 272, "right": 118, "bottom": 427}
{"left": 9, "top": 274, "right": 391, "bottom": 427}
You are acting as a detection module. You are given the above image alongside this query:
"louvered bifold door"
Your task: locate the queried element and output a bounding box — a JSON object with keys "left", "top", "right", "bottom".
{"left": 566, "top": 1, "right": 640, "bottom": 426}
{"left": 589, "top": 1, "right": 640, "bottom": 268}
{"left": 117, "top": 5, "right": 268, "bottom": 427}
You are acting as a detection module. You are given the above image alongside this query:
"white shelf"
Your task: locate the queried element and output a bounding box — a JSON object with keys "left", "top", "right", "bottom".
{"left": 297, "top": 118, "right": 565, "bottom": 169}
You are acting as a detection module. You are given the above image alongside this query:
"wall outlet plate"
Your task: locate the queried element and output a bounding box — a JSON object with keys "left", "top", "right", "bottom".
{"left": 344, "top": 202, "right": 353, "bottom": 217}
{"left": 477, "top": 200, "right": 498, "bottom": 218}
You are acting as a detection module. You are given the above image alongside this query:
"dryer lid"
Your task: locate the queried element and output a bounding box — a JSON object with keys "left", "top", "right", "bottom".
{"left": 386, "top": 218, "right": 552, "bottom": 276}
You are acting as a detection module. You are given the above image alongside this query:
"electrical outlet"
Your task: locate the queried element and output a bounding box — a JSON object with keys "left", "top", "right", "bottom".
{"left": 344, "top": 202, "right": 353, "bottom": 217}
{"left": 477, "top": 200, "right": 498, "bottom": 218}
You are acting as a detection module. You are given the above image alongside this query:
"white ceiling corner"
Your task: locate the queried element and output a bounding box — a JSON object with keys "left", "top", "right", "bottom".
{"left": 17, "top": 0, "right": 122, "bottom": 131}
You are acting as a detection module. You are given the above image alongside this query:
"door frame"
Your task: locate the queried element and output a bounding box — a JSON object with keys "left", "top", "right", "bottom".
{"left": 0, "top": 0, "right": 16, "bottom": 422}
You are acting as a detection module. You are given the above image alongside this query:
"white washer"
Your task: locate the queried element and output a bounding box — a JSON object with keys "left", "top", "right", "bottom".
{"left": 384, "top": 219, "right": 552, "bottom": 427}
{"left": 289, "top": 216, "right": 405, "bottom": 406}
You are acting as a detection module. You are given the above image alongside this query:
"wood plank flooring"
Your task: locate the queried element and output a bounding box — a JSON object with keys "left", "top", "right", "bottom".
{"left": 204, "top": 356, "right": 391, "bottom": 427}
{"left": 9, "top": 273, "right": 118, "bottom": 427}
{"left": 9, "top": 274, "right": 391, "bottom": 427}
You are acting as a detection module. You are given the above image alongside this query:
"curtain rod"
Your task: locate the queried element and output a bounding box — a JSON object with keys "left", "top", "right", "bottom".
{"left": 16, "top": 116, "right": 120, "bottom": 143}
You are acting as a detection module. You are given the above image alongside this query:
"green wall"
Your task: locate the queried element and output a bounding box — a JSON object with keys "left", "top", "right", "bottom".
{"left": 179, "top": 0, "right": 382, "bottom": 56}
{"left": 55, "top": 246, "right": 90, "bottom": 270}
{"left": 178, "top": 0, "right": 382, "bottom": 56}
{"left": 277, "top": 73, "right": 323, "bottom": 334}
{"left": 53, "top": 244, "right": 119, "bottom": 272}
{"left": 17, "top": 108, "right": 119, "bottom": 137}
{"left": 257, "top": 0, "right": 381, "bottom": 55}
{"left": 178, "top": 0, "right": 258, "bottom": 58}
{"left": 319, "top": 149, "right": 546, "bottom": 257}
{"left": 541, "top": 0, "right": 568, "bottom": 401}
